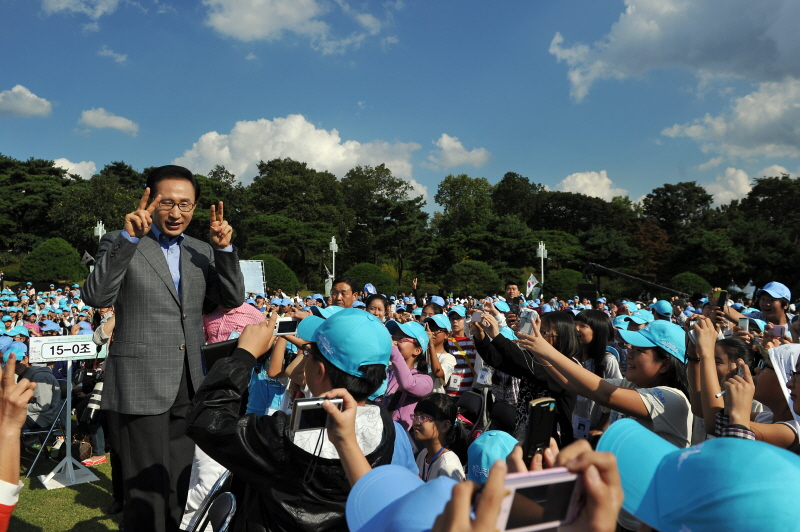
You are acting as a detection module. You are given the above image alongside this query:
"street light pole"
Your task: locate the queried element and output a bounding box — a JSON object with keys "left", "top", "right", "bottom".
{"left": 329, "top": 236, "right": 338, "bottom": 280}
{"left": 536, "top": 241, "right": 547, "bottom": 287}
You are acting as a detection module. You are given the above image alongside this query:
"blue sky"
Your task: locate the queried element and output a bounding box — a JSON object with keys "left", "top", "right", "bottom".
{"left": 3, "top": 0, "right": 800, "bottom": 210}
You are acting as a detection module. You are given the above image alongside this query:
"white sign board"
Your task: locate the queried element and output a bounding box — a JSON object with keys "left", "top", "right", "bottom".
{"left": 28, "top": 335, "right": 107, "bottom": 363}
{"left": 239, "top": 260, "right": 266, "bottom": 297}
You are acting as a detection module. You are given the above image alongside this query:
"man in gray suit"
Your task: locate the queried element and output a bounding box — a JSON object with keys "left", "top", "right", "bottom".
{"left": 83, "top": 165, "right": 244, "bottom": 532}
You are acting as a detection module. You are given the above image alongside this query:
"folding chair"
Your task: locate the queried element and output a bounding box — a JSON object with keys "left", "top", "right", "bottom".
{"left": 21, "top": 398, "right": 68, "bottom": 479}
{"left": 202, "top": 492, "right": 236, "bottom": 532}
{"left": 188, "top": 469, "right": 233, "bottom": 532}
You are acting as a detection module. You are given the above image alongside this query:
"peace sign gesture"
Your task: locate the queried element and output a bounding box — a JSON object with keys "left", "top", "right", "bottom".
{"left": 209, "top": 201, "right": 233, "bottom": 249}
{"left": 124, "top": 187, "right": 161, "bottom": 239}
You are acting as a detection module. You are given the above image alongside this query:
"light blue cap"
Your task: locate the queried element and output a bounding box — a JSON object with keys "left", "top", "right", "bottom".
{"left": 749, "top": 318, "right": 767, "bottom": 333}
{"left": 78, "top": 329, "right": 93, "bottom": 335}
{"left": 395, "top": 305, "right": 407, "bottom": 312}
{"left": 77, "top": 321, "right": 91, "bottom": 330}
{"left": 598, "top": 418, "right": 800, "bottom": 532}
{"left": 411, "top": 308, "right": 422, "bottom": 316}
{"left": 9, "top": 326, "right": 29, "bottom": 337}
{"left": 494, "top": 300, "right": 510, "bottom": 313}
{"left": 447, "top": 305, "right": 466, "bottom": 318}
{"left": 2, "top": 342, "right": 27, "bottom": 364}
{"left": 652, "top": 300, "right": 673, "bottom": 317}
{"left": 246, "top": 298, "right": 256, "bottom": 305}
{"left": 423, "top": 314, "right": 451, "bottom": 332}
{"left": 624, "top": 301, "right": 638, "bottom": 313}
{"left": 1, "top": 316, "right": 10, "bottom": 323}
{"left": 626, "top": 309, "right": 655, "bottom": 325}
{"left": 386, "top": 320, "right": 429, "bottom": 352}
{"left": 613, "top": 315, "right": 629, "bottom": 329}
{"left": 256, "top": 293, "right": 265, "bottom": 299}
{"left": 280, "top": 298, "right": 291, "bottom": 306}
{"left": 541, "top": 304, "right": 553, "bottom": 313}
{"left": 40, "top": 320, "right": 60, "bottom": 332}
{"left": 310, "top": 305, "right": 346, "bottom": 319}
{"left": 352, "top": 301, "right": 366, "bottom": 309}
{"left": 756, "top": 281, "right": 791, "bottom": 301}
{"left": 467, "top": 430, "right": 518, "bottom": 485}
{"left": 617, "top": 320, "right": 686, "bottom": 362}
{"left": 364, "top": 283, "right": 377, "bottom": 295}
{"left": 298, "top": 308, "right": 392, "bottom": 377}
{"left": 499, "top": 326, "right": 517, "bottom": 341}
{"left": 346, "top": 465, "right": 457, "bottom": 532}
{"left": 270, "top": 298, "right": 281, "bottom": 305}
{"left": 429, "top": 295, "right": 445, "bottom": 307}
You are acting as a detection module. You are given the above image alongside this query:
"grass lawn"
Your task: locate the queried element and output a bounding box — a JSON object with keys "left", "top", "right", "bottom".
{"left": 12, "top": 447, "right": 121, "bottom": 531}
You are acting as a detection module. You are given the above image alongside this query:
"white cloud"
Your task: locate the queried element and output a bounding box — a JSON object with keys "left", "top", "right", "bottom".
{"left": 662, "top": 78, "right": 800, "bottom": 159}
{"left": 78, "top": 108, "right": 139, "bottom": 136}
{"left": 98, "top": 45, "right": 127, "bottom": 63}
{"left": 202, "top": 0, "right": 392, "bottom": 54}
{"left": 0, "top": 85, "right": 52, "bottom": 117}
{"left": 704, "top": 167, "right": 751, "bottom": 205}
{"left": 556, "top": 170, "right": 627, "bottom": 201}
{"left": 426, "top": 134, "right": 490, "bottom": 168}
{"left": 549, "top": 0, "right": 800, "bottom": 102}
{"left": 42, "top": 0, "right": 121, "bottom": 20}
{"left": 758, "top": 164, "right": 795, "bottom": 178}
{"left": 173, "top": 114, "right": 427, "bottom": 197}
{"left": 697, "top": 157, "right": 723, "bottom": 170}
{"left": 245, "top": 53, "right": 257, "bottom": 61}
{"left": 53, "top": 158, "right": 97, "bottom": 179}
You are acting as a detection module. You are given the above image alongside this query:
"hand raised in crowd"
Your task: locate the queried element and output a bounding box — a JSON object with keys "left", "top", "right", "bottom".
{"left": 482, "top": 299, "right": 498, "bottom": 316}
{"left": 322, "top": 388, "right": 358, "bottom": 449}
{"left": 516, "top": 315, "right": 549, "bottom": 355}
{"left": 693, "top": 317, "right": 718, "bottom": 359}
{"left": 124, "top": 187, "right": 162, "bottom": 238}
{"left": 477, "top": 312, "right": 501, "bottom": 339}
{"left": 209, "top": 201, "right": 234, "bottom": 250}
{"left": 431, "top": 460, "right": 507, "bottom": 532}
{"left": 723, "top": 360, "right": 755, "bottom": 426}
{"left": 506, "top": 438, "right": 559, "bottom": 472}
{"left": 237, "top": 313, "right": 278, "bottom": 359}
{"left": 1, "top": 353, "right": 37, "bottom": 435}
{"left": 469, "top": 318, "right": 484, "bottom": 341}
{"left": 731, "top": 324, "right": 755, "bottom": 345}
{"left": 412, "top": 277, "right": 418, "bottom": 290}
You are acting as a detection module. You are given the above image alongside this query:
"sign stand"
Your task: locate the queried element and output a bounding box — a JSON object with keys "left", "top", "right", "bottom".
{"left": 38, "top": 359, "right": 99, "bottom": 489}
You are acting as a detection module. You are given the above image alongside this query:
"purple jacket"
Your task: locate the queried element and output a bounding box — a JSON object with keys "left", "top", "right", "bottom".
{"left": 383, "top": 346, "right": 434, "bottom": 431}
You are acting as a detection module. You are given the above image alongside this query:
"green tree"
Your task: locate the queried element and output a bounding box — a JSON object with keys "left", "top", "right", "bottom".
{"left": 673, "top": 227, "right": 744, "bottom": 286}
{"left": 642, "top": 182, "right": 713, "bottom": 236}
{"left": 19, "top": 238, "right": 87, "bottom": 283}
{"left": 434, "top": 173, "right": 495, "bottom": 234}
{"left": 670, "top": 272, "right": 712, "bottom": 296}
{"left": 443, "top": 260, "right": 501, "bottom": 297}
{"left": 532, "top": 191, "right": 629, "bottom": 234}
{"left": 249, "top": 254, "right": 302, "bottom": 293}
{"left": 343, "top": 263, "right": 397, "bottom": 294}
{"left": 530, "top": 230, "right": 584, "bottom": 269}
{"left": 490, "top": 172, "right": 545, "bottom": 224}
{"left": 580, "top": 226, "right": 639, "bottom": 270}
{"left": 543, "top": 269, "right": 585, "bottom": 300}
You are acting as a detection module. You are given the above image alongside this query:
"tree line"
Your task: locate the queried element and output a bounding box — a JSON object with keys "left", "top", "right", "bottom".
{"left": 1, "top": 152, "right": 797, "bottom": 299}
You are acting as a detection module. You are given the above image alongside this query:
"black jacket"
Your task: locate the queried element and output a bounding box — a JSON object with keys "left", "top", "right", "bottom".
{"left": 186, "top": 349, "right": 396, "bottom": 532}
{"left": 475, "top": 334, "right": 577, "bottom": 446}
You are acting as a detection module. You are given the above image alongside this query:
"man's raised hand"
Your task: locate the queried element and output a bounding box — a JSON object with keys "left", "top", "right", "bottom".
{"left": 209, "top": 201, "right": 233, "bottom": 250}
{"left": 124, "top": 188, "right": 161, "bottom": 239}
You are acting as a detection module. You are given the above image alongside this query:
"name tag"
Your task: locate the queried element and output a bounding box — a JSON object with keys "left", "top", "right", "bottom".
{"left": 447, "top": 374, "right": 463, "bottom": 390}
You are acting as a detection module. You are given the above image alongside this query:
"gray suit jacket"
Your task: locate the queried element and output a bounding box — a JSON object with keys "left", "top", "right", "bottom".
{"left": 83, "top": 230, "right": 245, "bottom": 415}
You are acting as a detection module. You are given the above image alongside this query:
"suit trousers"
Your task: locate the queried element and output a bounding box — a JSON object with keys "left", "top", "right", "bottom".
{"left": 108, "top": 358, "right": 195, "bottom": 532}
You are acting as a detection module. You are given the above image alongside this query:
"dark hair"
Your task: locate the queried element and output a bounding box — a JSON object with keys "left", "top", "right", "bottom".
{"left": 332, "top": 276, "right": 359, "bottom": 294}
{"left": 540, "top": 311, "right": 582, "bottom": 361}
{"left": 415, "top": 393, "right": 459, "bottom": 446}
{"left": 653, "top": 347, "right": 689, "bottom": 397}
{"left": 505, "top": 281, "right": 520, "bottom": 290}
{"left": 364, "top": 294, "right": 387, "bottom": 312}
{"left": 145, "top": 165, "right": 200, "bottom": 201}
{"left": 422, "top": 302, "right": 444, "bottom": 315}
{"left": 716, "top": 338, "right": 754, "bottom": 371}
{"left": 309, "top": 345, "right": 386, "bottom": 401}
{"left": 574, "top": 310, "right": 612, "bottom": 376}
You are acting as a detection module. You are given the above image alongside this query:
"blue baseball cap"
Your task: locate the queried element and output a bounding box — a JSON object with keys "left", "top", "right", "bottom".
{"left": 386, "top": 320, "right": 429, "bottom": 352}
{"left": 612, "top": 316, "right": 629, "bottom": 329}
{"left": 2, "top": 342, "right": 27, "bottom": 365}
{"left": 429, "top": 295, "right": 445, "bottom": 307}
{"left": 617, "top": 320, "right": 686, "bottom": 362}
{"left": 77, "top": 321, "right": 91, "bottom": 330}
{"left": 498, "top": 326, "right": 517, "bottom": 341}
{"left": 297, "top": 308, "right": 392, "bottom": 377}
{"left": 756, "top": 281, "right": 791, "bottom": 301}
{"left": 411, "top": 308, "right": 422, "bottom": 316}
{"left": 732, "top": 302, "right": 744, "bottom": 310}
{"left": 1, "top": 316, "right": 10, "bottom": 323}
{"left": 280, "top": 298, "right": 292, "bottom": 306}
{"left": 72, "top": 284, "right": 80, "bottom": 288}
{"left": 9, "top": 326, "right": 29, "bottom": 338}
{"left": 395, "top": 305, "right": 407, "bottom": 312}
{"left": 447, "top": 305, "right": 466, "bottom": 318}
{"left": 0, "top": 336, "right": 12, "bottom": 352}
{"left": 598, "top": 418, "right": 800, "bottom": 532}
{"left": 256, "top": 293, "right": 265, "bottom": 299}
{"left": 312, "top": 293, "right": 324, "bottom": 301}
{"left": 40, "top": 320, "right": 60, "bottom": 332}
{"left": 626, "top": 309, "right": 655, "bottom": 325}
{"left": 423, "top": 314, "right": 451, "bottom": 332}
{"left": 310, "top": 305, "right": 346, "bottom": 319}
{"left": 346, "top": 465, "right": 457, "bottom": 532}
{"left": 624, "top": 302, "right": 638, "bottom": 313}
{"left": 364, "top": 283, "right": 376, "bottom": 295}
{"left": 467, "top": 430, "right": 518, "bottom": 485}
{"left": 352, "top": 300, "right": 366, "bottom": 309}
{"left": 270, "top": 298, "right": 281, "bottom": 305}
{"left": 494, "top": 300, "right": 510, "bottom": 313}
{"left": 652, "top": 300, "right": 673, "bottom": 317}
{"left": 245, "top": 298, "right": 256, "bottom": 305}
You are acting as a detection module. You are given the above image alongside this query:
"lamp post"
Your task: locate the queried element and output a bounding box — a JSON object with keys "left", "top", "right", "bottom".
{"left": 329, "top": 236, "right": 338, "bottom": 279}
{"left": 536, "top": 241, "right": 547, "bottom": 287}
{"left": 93, "top": 221, "right": 106, "bottom": 241}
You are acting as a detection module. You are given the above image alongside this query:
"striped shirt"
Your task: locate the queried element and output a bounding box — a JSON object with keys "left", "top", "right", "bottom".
{"left": 445, "top": 336, "right": 477, "bottom": 397}
{"left": 203, "top": 303, "right": 265, "bottom": 344}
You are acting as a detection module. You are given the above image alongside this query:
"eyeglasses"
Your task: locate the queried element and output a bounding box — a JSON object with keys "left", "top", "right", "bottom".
{"left": 790, "top": 370, "right": 799, "bottom": 383}
{"left": 541, "top": 331, "right": 558, "bottom": 338}
{"left": 157, "top": 200, "right": 196, "bottom": 212}
{"left": 758, "top": 359, "right": 774, "bottom": 371}
{"left": 300, "top": 344, "right": 312, "bottom": 357}
{"left": 411, "top": 414, "right": 433, "bottom": 423}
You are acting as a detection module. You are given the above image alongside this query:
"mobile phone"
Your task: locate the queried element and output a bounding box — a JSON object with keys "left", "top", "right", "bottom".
{"left": 522, "top": 398, "right": 556, "bottom": 465}
{"left": 738, "top": 317, "right": 749, "bottom": 332}
{"left": 769, "top": 325, "right": 787, "bottom": 337}
{"left": 510, "top": 297, "right": 522, "bottom": 316}
{"left": 517, "top": 308, "right": 538, "bottom": 336}
{"left": 495, "top": 467, "right": 584, "bottom": 532}
{"left": 289, "top": 397, "right": 343, "bottom": 432}
{"left": 274, "top": 317, "right": 300, "bottom": 336}
{"left": 715, "top": 290, "right": 728, "bottom": 309}
{"left": 470, "top": 311, "right": 484, "bottom": 323}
